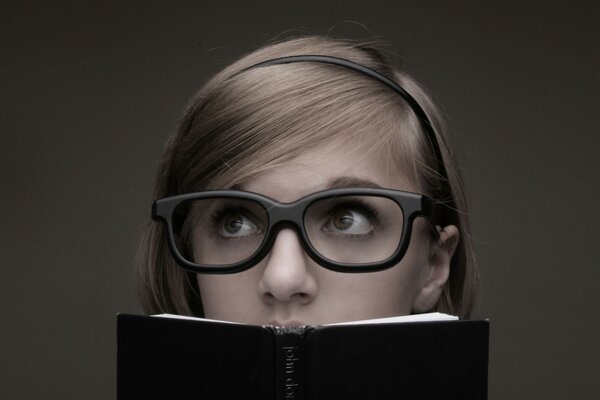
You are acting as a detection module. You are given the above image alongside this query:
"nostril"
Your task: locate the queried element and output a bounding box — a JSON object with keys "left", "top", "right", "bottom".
{"left": 263, "top": 292, "right": 275, "bottom": 300}
{"left": 263, "top": 291, "right": 308, "bottom": 301}
{"left": 292, "top": 292, "right": 310, "bottom": 301}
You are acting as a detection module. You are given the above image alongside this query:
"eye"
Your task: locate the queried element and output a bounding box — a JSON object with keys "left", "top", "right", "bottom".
{"left": 216, "top": 211, "right": 262, "bottom": 238}
{"left": 323, "top": 206, "right": 375, "bottom": 236}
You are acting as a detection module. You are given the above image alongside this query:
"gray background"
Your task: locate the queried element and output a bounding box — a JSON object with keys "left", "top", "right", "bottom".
{"left": 2, "top": 1, "right": 598, "bottom": 399}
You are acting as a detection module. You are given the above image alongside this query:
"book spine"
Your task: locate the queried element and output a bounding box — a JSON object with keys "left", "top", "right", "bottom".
{"left": 273, "top": 327, "right": 306, "bottom": 400}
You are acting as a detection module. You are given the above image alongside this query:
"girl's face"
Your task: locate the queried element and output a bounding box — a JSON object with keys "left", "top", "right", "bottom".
{"left": 196, "top": 140, "right": 457, "bottom": 326}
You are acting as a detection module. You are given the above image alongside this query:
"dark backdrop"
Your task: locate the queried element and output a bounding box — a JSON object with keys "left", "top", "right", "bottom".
{"left": 2, "top": 1, "right": 598, "bottom": 399}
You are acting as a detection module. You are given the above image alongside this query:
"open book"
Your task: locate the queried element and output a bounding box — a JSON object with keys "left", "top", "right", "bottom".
{"left": 117, "top": 313, "right": 488, "bottom": 400}
{"left": 152, "top": 311, "right": 459, "bottom": 325}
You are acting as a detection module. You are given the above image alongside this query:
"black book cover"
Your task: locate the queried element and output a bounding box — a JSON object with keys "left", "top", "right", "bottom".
{"left": 117, "top": 314, "right": 488, "bottom": 400}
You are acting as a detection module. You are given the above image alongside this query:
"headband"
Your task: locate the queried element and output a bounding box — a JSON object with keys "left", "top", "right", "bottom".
{"left": 242, "top": 55, "right": 447, "bottom": 181}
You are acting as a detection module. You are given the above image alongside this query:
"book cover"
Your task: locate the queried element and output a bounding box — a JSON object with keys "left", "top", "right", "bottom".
{"left": 117, "top": 313, "right": 488, "bottom": 400}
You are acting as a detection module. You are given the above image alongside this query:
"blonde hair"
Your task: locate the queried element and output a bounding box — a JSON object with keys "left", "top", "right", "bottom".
{"left": 135, "top": 36, "right": 478, "bottom": 318}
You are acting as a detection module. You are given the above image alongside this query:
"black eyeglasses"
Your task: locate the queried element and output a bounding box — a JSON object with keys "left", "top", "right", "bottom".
{"left": 153, "top": 188, "right": 432, "bottom": 274}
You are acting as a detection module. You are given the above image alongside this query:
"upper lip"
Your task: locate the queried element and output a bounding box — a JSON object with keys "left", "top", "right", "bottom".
{"left": 267, "top": 320, "right": 306, "bottom": 327}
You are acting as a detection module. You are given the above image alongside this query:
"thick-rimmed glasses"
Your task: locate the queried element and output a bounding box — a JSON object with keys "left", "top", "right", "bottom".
{"left": 153, "top": 188, "right": 432, "bottom": 274}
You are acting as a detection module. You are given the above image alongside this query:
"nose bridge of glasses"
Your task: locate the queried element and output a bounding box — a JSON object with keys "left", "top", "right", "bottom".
{"left": 268, "top": 201, "right": 306, "bottom": 233}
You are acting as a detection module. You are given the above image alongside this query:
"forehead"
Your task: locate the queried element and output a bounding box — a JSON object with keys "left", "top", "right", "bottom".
{"left": 239, "top": 138, "right": 418, "bottom": 202}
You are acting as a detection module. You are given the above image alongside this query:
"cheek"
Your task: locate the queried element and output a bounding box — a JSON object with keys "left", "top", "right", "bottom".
{"left": 359, "top": 261, "right": 426, "bottom": 314}
{"left": 368, "top": 221, "right": 432, "bottom": 312}
{"left": 196, "top": 270, "right": 261, "bottom": 320}
{"left": 397, "top": 219, "right": 432, "bottom": 283}
{"left": 316, "top": 245, "right": 429, "bottom": 319}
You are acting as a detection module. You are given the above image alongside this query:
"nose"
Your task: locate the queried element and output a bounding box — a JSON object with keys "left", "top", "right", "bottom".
{"left": 258, "top": 228, "right": 318, "bottom": 305}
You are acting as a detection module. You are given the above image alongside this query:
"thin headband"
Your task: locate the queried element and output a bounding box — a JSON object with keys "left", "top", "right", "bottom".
{"left": 241, "top": 55, "right": 447, "bottom": 180}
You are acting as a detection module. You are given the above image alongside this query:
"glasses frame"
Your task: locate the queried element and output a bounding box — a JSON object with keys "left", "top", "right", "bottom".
{"left": 153, "top": 187, "right": 433, "bottom": 274}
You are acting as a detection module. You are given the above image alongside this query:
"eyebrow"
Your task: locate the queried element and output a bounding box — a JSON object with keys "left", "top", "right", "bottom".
{"left": 326, "top": 177, "right": 382, "bottom": 189}
{"left": 230, "top": 177, "right": 382, "bottom": 192}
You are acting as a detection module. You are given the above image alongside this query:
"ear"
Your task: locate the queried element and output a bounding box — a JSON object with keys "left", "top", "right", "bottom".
{"left": 412, "top": 225, "right": 459, "bottom": 313}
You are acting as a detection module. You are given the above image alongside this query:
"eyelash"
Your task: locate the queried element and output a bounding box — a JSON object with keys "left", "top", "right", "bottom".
{"left": 325, "top": 199, "right": 380, "bottom": 227}
{"left": 335, "top": 198, "right": 379, "bottom": 216}
{"left": 208, "top": 199, "right": 380, "bottom": 235}
{"left": 210, "top": 207, "right": 260, "bottom": 230}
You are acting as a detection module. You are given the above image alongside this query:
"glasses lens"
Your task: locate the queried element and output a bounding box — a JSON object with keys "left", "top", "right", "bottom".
{"left": 304, "top": 195, "right": 404, "bottom": 265}
{"left": 172, "top": 197, "right": 268, "bottom": 267}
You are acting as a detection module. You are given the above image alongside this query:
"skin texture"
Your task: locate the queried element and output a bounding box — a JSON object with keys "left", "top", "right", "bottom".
{"left": 196, "top": 140, "right": 458, "bottom": 326}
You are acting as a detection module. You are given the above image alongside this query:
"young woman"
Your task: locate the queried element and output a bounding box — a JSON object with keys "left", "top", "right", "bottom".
{"left": 136, "top": 35, "right": 478, "bottom": 325}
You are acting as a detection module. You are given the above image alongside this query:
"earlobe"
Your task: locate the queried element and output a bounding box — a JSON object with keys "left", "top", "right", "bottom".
{"left": 412, "top": 225, "right": 459, "bottom": 313}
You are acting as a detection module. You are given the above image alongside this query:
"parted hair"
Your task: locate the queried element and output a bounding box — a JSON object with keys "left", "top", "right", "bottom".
{"left": 135, "top": 35, "right": 478, "bottom": 319}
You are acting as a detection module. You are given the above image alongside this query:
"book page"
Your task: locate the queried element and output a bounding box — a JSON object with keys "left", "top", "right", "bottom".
{"left": 152, "top": 312, "right": 458, "bottom": 326}
{"left": 152, "top": 314, "right": 241, "bottom": 324}
{"left": 325, "top": 312, "right": 458, "bottom": 326}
